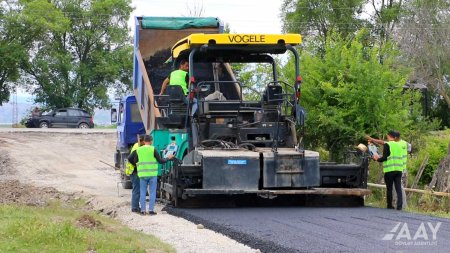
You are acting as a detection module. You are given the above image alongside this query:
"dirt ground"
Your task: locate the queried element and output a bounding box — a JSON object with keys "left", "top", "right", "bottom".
{"left": 0, "top": 128, "right": 255, "bottom": 253}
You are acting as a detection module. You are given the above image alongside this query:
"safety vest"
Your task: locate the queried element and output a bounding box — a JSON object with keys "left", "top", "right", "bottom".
{"left": 383, "top": 141, "right": 404, "bottom": 173}
{"left": 169, "top": 70, "right": 189, "bottom": 95}
{"left": 398, "top": 140, "right": 408, "bottom": 172}
{"left": 136, "top": 145, "right": 158, "bottom": 178}
{"left": 125, "top": 142, "right": 140, "bottom": 176}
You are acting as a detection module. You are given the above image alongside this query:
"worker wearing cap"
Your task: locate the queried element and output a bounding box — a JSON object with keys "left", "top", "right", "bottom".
{"left": 127, "top": 134, "right": 173, "bottom": 215}
{"left": 125, "top": 134, "right": 145, "bottom": 213}
{"left": 159, "top": 59, "right": 199, "bottom": 116}
{"left": 394, "top": 131, "right": 409, "bottom": 180}
{"left": 395, "top": 131, "right": 409, "bottom": 209}
{"left": 369, "top": 131, "right": 404, "bottom": 210}
{"left": 159, "top": 59, "right": 189, "bottom": 95}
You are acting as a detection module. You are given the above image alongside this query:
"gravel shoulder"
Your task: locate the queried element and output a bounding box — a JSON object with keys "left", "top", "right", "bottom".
{"left": 0, "top": 128, "right": 255, "bottom": 253}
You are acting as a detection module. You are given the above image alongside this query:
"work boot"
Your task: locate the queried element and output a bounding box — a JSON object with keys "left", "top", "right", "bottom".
{"left": 148, "top": 211, "right": 157, "bottom": 215}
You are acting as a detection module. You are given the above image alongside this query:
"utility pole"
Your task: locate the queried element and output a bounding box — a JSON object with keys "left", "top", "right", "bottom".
{"left": 12, "top": 88, "right": 18, "bottom": 127}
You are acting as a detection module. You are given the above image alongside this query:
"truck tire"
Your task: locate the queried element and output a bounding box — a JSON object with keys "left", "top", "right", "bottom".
{"left": 121, "top": 172, "right": 132, "bottom": 189}
{"left": 120, "top": 155, "right": 132, "bottom": 189}
{"left": 39, "top": 121, "right": 49, "bottom": 128}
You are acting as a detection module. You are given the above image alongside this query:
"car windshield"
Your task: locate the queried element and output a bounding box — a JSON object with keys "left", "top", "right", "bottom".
{"left": 42, "top": 110, "right": 53, "bottom": 116}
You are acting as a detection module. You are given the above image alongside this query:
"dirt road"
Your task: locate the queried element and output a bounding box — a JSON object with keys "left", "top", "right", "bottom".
{"left": 0, "top": 128, "right": 255, "bottom": 253}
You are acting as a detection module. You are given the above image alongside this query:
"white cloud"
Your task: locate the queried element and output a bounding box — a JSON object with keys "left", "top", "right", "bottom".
{"left": 130, "top": 0, "right": 283, "bottom": 33}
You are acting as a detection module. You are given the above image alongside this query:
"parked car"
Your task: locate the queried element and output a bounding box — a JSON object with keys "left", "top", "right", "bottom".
{"left": 25, "top": 108, "right": 94, "bottom": 128}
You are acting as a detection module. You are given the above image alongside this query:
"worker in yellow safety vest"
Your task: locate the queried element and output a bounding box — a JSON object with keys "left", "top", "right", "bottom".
{"left": 128, "top": 134, "right": 174, "bottom": 215}
{"left": 371, "top": 131, "right": 404, "bottom": 210}
{"left": 159, "top": 59, "right": 189, "bottom": 95}
{"left": 125, "top": 134, "right": 144, "bottom": 213}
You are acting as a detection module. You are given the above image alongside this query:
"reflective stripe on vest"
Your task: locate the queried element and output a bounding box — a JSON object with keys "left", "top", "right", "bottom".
{"left": 384, "top": 141, "right": 404, "bottom": 173}
{"left": 169, "top": 70, "right": 189, "bottom": 95}
{"left": 136, "top": 145, "right": 158, "bottom": 177}
{"left": 125, "top": 142, "right": 140, "bottom": 176}
{"left": 398, "top": 140, "right": 408, "bottom": 172}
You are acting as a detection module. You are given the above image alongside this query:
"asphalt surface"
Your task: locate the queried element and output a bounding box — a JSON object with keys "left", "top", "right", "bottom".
{"left": 168, "top": 206, "right": 450, "bottom": 253}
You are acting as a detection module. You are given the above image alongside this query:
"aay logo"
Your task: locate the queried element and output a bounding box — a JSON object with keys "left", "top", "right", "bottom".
{"left": 382, "top": 222, "right": 441, "bottom": 246}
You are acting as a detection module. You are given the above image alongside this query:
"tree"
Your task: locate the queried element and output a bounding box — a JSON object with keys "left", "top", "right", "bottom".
{"left": 0, "top": 4, "right": 22, "bottom": 105}
{"left": 20, "top": 0, "right": 133, "bottom": 112}
{"left": 395, "top": 0, "right": 450, "bottom": 112}
{"left": 279, "top": 30, "right": 423, "bottom": 161}
{"left": 0, "top": 0, "right": 65, "bottom": 105}
{"left": 281, "top": 0, "right": 366, "bottom": 52}
{"left": 369, "top": 0, "right": 404, "bottom": 44}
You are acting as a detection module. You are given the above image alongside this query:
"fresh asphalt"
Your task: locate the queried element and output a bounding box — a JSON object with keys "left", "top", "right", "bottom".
{"left": 167, "top": 206, "right": 450, "bottom": 253}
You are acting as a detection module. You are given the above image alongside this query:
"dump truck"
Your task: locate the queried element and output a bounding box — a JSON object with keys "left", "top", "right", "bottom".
{"left": 116, "top": 16, "right": 370, "bottom": 206}
{"left": 112, "top": 95, "right": 146, "bottom": 188}
{"left": 112, "top": 17, "right": 223, "bottom": 189}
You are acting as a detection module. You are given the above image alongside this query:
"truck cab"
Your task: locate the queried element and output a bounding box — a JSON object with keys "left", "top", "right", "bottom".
{"left": 113, "top": 95, "right": 145, "bottom": 188}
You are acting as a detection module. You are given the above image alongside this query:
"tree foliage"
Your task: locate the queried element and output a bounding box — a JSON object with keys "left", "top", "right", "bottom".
{"left": 279, "top": 31, "right": 423, "bottom": 160}
{"left": 16, "top": 0, "right": 133, "bottom": 112}
{"left": 395, "top": 0, "right": 450, "bottom": 111}
{"left": 281, "top": 0, "right": 366, "bottom": 51}
{"left": 0, "top": 4, "right": 22, "bottom": 105}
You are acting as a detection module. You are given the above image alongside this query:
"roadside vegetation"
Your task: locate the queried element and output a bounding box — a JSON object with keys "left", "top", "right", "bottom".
{"left": 366, "top": 130, "right": 450, "bottom": 218}
{"left": 0, "top": 200, "right": 174, "bottom": 253}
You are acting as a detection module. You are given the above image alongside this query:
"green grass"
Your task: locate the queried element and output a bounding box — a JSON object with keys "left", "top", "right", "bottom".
{"left": 94, "top": 124, "right": 117, "bottom": 129}
{"left": 366, "top": 188, "right": 450, "bottom": 219}
{"left": 0, "top": 201, "right": 175, "bottom": 253}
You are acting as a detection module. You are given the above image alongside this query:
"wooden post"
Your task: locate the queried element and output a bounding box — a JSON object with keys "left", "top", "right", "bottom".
{"left": 368, "top": 183, "right": 450, "bottom": 197}
{"left": 409, "top": 155, "right": 429, "bottom": 197}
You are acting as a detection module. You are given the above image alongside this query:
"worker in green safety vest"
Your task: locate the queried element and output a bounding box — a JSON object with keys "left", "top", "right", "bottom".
{"left": 159, "top": 59, "right": 190, "bottom": 95}
{"left": 125, "top": 134, "right": 145, "bottom": 213}
{"left": 371, "top": 131, "right": 404, "bottom": 210}
{"left": 127, "top": 134, "right": 174, "bottom": 215}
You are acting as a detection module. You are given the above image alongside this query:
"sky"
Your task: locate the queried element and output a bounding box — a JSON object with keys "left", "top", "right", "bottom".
{"left": 130, "top": 0, "right": 285, "bottom": 33}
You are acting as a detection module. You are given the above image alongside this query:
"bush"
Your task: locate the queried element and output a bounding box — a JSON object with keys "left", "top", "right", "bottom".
{"left": 408, "top": 130, "right": 450, "bottom": 186}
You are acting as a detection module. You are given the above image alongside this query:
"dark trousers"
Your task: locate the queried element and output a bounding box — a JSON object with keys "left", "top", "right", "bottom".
{"left": 384, "top": 171, "right": 403, "bottom": 209}
{"left": 130, "top": 172, "right": 140, "bottom": 211}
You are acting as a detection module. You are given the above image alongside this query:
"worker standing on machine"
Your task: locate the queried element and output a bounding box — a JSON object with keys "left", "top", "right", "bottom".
{"left": 159, "top": 59, "right": 189, "bottom": 95}
{"left": 368, "top": 131, "right": 404, "bottom": 210}
{"left": 128, "top": 135, "right": 174, "bottom": 215}
{"left": 125, "top": 134, "right": 145, "bottom": 213}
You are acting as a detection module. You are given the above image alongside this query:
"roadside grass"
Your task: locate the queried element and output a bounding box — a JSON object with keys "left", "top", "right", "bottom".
{"left": 0, "top": 200, "right": 174, "bottom": 253}
{"left": 366, "top": 188, "right": 450, "bottom": 219}
{"left": 94, "top": 124, "right": 116, "bottom": 129}
{"left": 0, "top": 124, "right": 25, "bottom": 128}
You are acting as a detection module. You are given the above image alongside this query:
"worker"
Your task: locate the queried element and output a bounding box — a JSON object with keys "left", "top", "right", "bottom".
{"left": 125, "top": 134, "right": 145, "bottom": 213}
{"left": 395, "top": 131, "right": 409, "bottom": 209}
{"left": 127, "top": 134, "right": 174, "bottom": 215}
{"left": 159, "top": 59, "right": 198, "bottom": 116}
{"left": 394, "top": 131, "right": 409, "bottom": 178}
{"left": 368, "top": 131, "right": 404, "bottom": 210}
{"left": 31, "top": 107, "right": 41, "bottom": 117}
{"left": 159, "top": 59, "right": 189, "bottom": 95}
